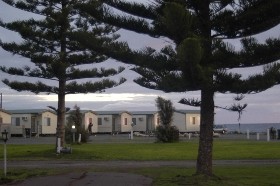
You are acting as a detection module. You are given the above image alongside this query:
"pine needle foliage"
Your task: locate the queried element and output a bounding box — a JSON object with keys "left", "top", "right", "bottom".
{"left": 79, "top": 0, "right": 280, "bottom": 176}
{"left": 0, "top": 0, "right": 126, "bottom": 147}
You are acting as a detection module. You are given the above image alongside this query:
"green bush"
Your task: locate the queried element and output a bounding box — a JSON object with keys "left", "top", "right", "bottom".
{"left": 65, "top": 105, "right": 89, "bottom": 144}
{"left": 155, "top": 125, "right": 179, "bottom": 143}
{"left": 65, "top": 124, "right": 89, "bottom": 144}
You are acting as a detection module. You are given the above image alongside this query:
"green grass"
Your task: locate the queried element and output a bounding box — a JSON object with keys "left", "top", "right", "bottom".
{"left": 1, "top": 140, "right": 279, "bottom": 160}
{"left": 0, "top": 167, "right": 76, "bottom": 184}
{"left": 1, "top": 165, "right": 280, "bottom": 186}
{"left": 213, "top": 140, "right": 280, "bottom": 159}
{"left": 132, "top": 165, "right": 280, "bottom": 186}
{"left": 0, "top": 140, "right": 280, "bottom": 185}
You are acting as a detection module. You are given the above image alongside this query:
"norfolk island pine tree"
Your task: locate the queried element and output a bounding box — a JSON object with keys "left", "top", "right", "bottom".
{"left": 0, "top": 0, "right": 126, "bottom": 149}
{"left": 77, "top": 0, "right": 280, "bottom": 176}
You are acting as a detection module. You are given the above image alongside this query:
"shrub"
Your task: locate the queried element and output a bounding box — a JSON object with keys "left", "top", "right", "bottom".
{"left": 155, "top": 125, "right": 179, "bottom": 143}
{"left": 65, "top": 105, "right": 89, "bottom": 144}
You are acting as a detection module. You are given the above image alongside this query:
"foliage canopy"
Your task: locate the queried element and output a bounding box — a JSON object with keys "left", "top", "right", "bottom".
{"left": 79, "top": 0, "right": 280, "bottom": 176}
{"left": 0, "top": 0, "right": 126, "bottom": 147}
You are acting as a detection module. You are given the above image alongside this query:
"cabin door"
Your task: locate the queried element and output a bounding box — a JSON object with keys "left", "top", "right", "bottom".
{"left": 132, "top": 118, "right": 136, "bottom": 126}
{"left": 31, "top": 117, "right": 36, "bottom": 133}
{"left": 112, "top": 117, "right": 116, "bottom": 132}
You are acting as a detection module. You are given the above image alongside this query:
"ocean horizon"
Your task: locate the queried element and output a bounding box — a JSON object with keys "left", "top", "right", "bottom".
{"left": 222, "top": 123, "right": 280, "bottom": 133}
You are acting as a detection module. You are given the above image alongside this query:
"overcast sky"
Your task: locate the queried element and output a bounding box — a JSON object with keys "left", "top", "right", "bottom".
{"left": 0, "top": 1, "right": 280, "bottom": 124}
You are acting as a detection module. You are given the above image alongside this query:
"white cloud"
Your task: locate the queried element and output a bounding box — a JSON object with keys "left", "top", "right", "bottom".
{"left": 0, "top": 2, "right": 279, "bottom": 124}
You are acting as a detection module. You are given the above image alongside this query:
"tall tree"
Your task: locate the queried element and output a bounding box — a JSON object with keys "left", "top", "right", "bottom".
{"left": 79, "top": 0, "right": 280, "bottom": 176}
{"left": 0, "top": 0, "right": 126, "bottom": 148}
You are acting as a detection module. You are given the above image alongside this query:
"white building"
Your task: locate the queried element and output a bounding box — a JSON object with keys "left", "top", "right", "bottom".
{"left": 7, "top": 109, "right": 57, "bottom": 136}
{"left": 173, "top": 110, "right": 200, "bottom": 133}
{"left": 96, "top": 111, "right": 132, "bottom": 133}
{"left": 0, "top": 109, "right": 11, "bottom": 137}
{"left": 131, "top": 111, "right": 157, "bottom": 132}
{"left": 66, "top": 110, "right": 98, "bottom": 133}
{"left": 146, "top": 110, "right": 201, "bottom": 133}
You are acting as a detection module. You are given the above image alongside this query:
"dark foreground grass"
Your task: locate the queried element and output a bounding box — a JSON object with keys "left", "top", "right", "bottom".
{"left": 1, "top": 165, "right": 280, "bottom": 186}
{"left": 133, "top": 165, "right": 280, "bottom": 186}
{"left": 0, "top": 167, "right": 80, "bottom": 185}
{"left": 1, "top": 140, "right": 279, "bottom": 160}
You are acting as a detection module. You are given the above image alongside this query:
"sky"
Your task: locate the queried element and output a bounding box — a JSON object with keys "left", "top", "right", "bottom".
{"left": 0, "top": 1, "right": 280, "bottom": 124}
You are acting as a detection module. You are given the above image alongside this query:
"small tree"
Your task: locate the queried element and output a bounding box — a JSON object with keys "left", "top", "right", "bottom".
{"left": 181, "top": 94, "right": 247, "bottom": 133}
{"left": 229, "top": 94, "right": 247, "bottom": 134}
{"left": 155, "top": 96, "right": 179, "bottom": 142}
{"left": 65, "top": 105, "right": 88, "bottom": 144}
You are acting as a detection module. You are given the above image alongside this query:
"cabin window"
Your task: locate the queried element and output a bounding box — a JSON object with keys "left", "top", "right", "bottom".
{"left": 124, "top": 118, "right": 128, "bottom": 125}
{"left": 0, "top": 117, "right": 2, "bottom": 123}
{"left": 191, "top": 117, "right": 196, "bottom": 125}
{"left": 98, "top": 118, "right": 102, "bottom": 125}
{"left": 44, "top": 117, "right": 51, "bottom": 126}
{"left": 89, "top": 118, "right": 93, "bottom": 124}
{"left": 12, "top": 117, "right": 20, "bottom": 126}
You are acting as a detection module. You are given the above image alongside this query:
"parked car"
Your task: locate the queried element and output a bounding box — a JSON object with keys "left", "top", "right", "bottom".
{"left": 213, "top": 125, "right": 227, "bottom": 134}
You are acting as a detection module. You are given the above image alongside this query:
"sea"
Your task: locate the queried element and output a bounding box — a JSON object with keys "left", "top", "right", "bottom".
{"left": 223, "top": 123, "right": 280, "bottom": 133}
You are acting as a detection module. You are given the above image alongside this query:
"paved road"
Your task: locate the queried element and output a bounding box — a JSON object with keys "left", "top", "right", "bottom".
{"left": 7, "top": 133, "right": 277, "bottom": 145}
{"left": 4, "top": 160, "right": 280, "bottom": 186}
{"left": 7, "top": 159, "right": 280, "bottom": 169}
{"left": 3, "top": 171, "right": 153, "bottom": 186}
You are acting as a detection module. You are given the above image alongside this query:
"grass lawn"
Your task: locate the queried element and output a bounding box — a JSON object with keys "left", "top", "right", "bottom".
{"left": 132, "top": 165, "right": 280, "bottom": 186}
{"left": 0, "top": 140, "right": 279, "bottom": 185}
{"left": 1, "top": 140, "right": 279, "bottom": 160}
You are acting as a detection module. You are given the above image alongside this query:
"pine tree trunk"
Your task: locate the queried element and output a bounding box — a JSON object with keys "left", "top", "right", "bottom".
{"left": 194, "top": 1, "right": 214, "bottom": 176}
{"left": 56, "top": 0, "right": 68, "bottom": 149}
{"left": 196, "top": 87, "right": 214, "bottom": 176}
{"left": 56, "top": 79, "right": 66, "bottom": 148}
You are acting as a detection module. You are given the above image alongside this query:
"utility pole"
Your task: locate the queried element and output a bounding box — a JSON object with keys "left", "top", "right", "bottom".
{"left": 0, "top": 93, "right": 2, "bottom": 109}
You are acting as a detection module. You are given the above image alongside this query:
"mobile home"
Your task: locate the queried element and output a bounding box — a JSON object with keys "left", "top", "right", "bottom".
{"left": 131, "top": 111, "right": 157, "bottom": 132}
{"left": 153, "top": 110, "right": 201, "bottom": 133}
{"left": 0, "top": 109, "right": 11, "bottom": 136}
{"left": 173, "top": 110, "right": 200, "bottom": 133}
{"left": 96, "top": 111, "right": 132, "bottom": 133}
{"left": 7, "top": 109, "right": 57, "bottom": 136}
{"left": 81, "top": 110, "right": 98, "bottom": 133}
{"left": 66, "top": 110, "right": 98, "bottom": 133}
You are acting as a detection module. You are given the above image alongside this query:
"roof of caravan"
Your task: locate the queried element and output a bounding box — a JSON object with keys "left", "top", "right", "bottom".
{"left": 67, "top": 110, "right": 97, "bottom": 115}
{"left": 95, "top": 111, "right": 131, "bottom": 115}
{"left": 129, "top": 110, "right": 200, "bottom": 115}
{"left": 175, "top": 110, "right": 200, "bottom": 114}
{"left": 6, "top": 109, "right": 56, "bottom": 114}
{"left": 0, "top": 109, "right": 11, "bottom": 115}
{"left": 129, "top": 111, "right": 157, "bottom": 115}
{"left": 4, "top": 109, "right": 200, "bottom": 115}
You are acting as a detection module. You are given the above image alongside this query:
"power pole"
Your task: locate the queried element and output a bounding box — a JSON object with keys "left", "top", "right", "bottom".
{"left": 0, "top": 93, "right": 2, "bottom": 109}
